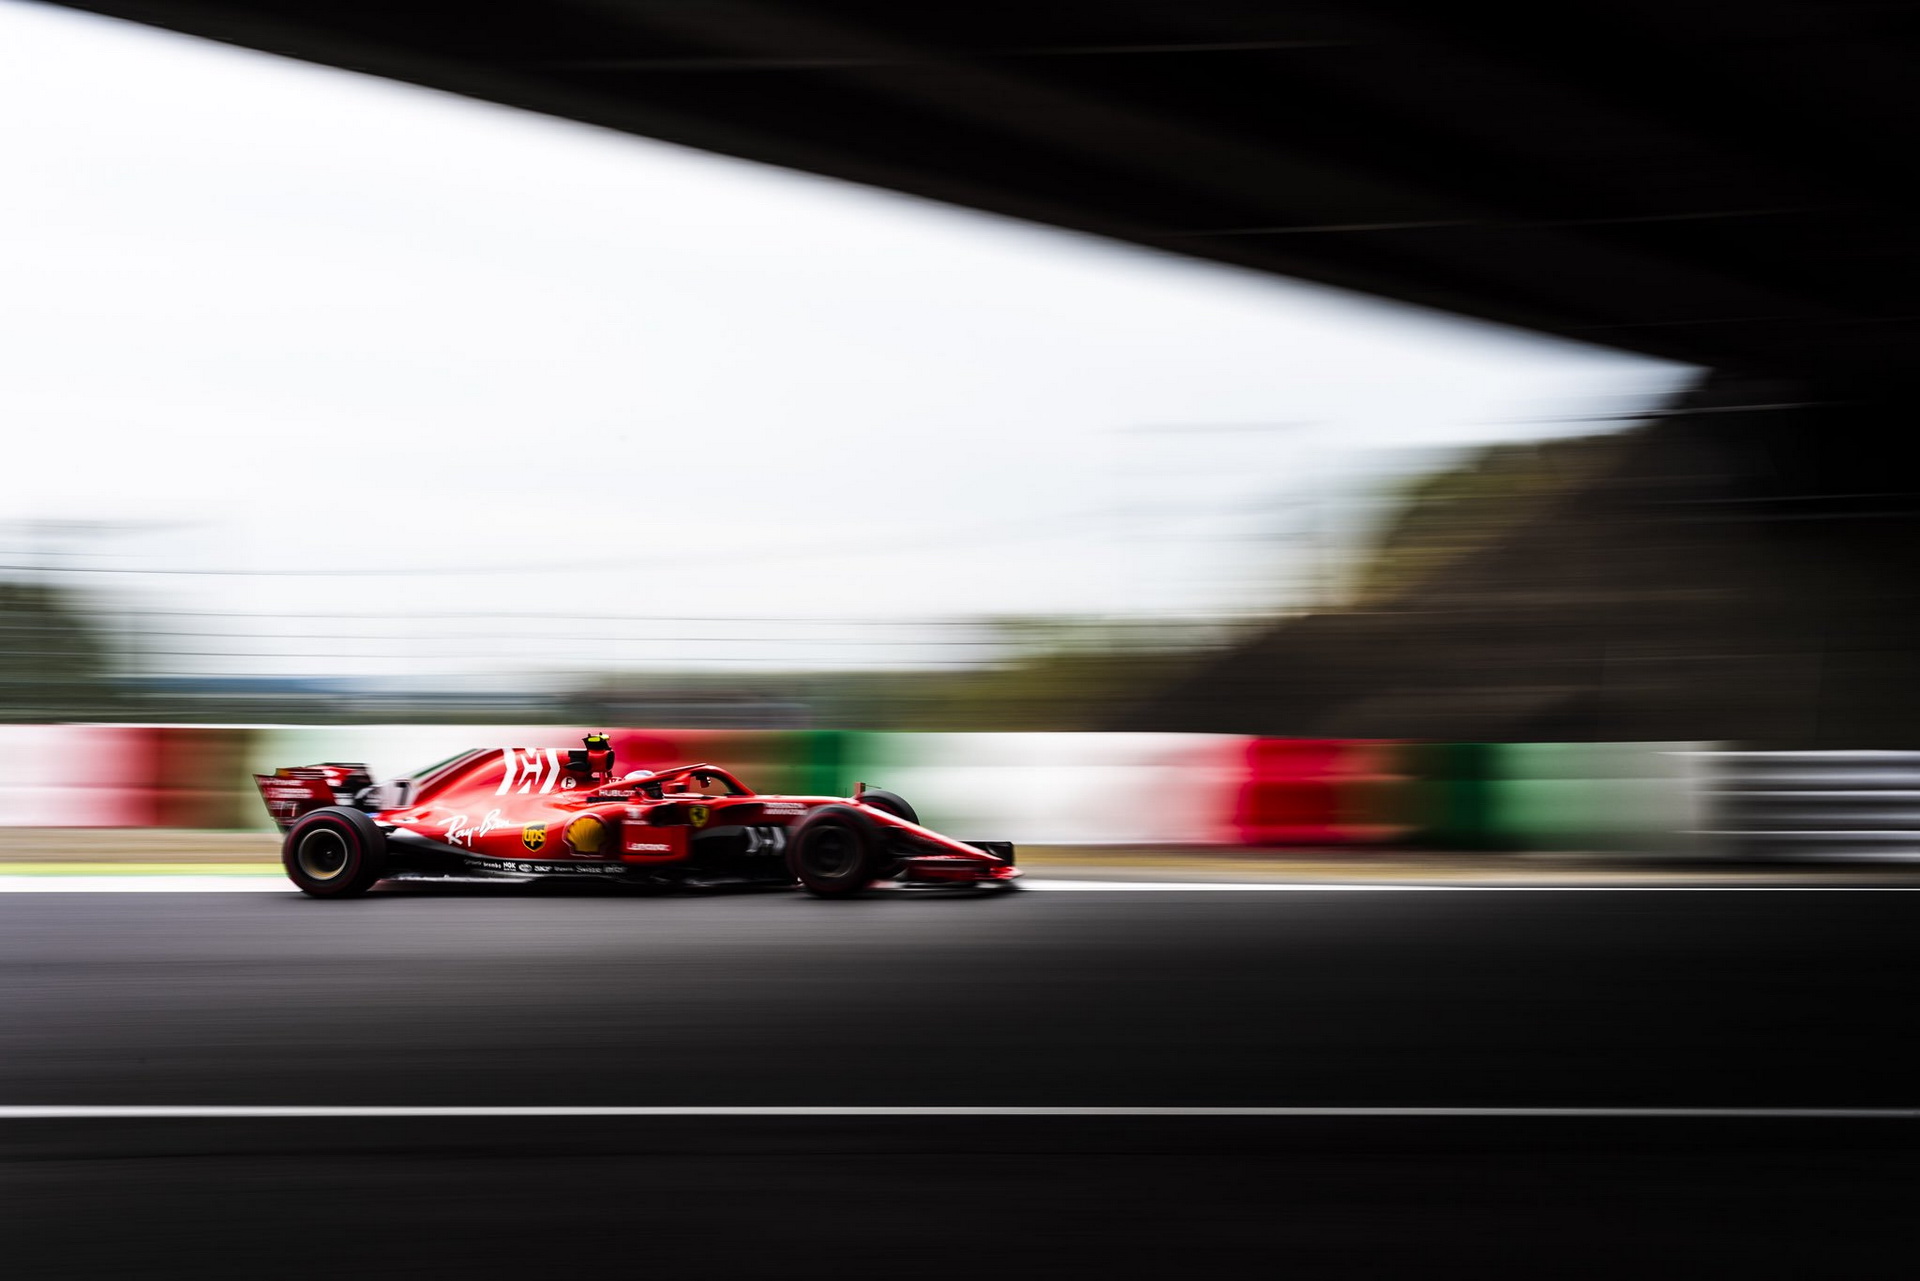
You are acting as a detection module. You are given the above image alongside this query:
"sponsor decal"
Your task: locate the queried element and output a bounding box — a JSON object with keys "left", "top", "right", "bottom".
{"left": 495, "top": 747, "right": 563, "bottom": 796}
{"left": 689, "top": 805, "right": 711, "bottom": 829}
{"left": 444, "top": 808, "right": 512, "bottom": 848}
{"left": 566, "top": 814, "right": 608, "bottom": 855}
{"left": 626, "top": 842, "right": 672, "bottom": 852}
{"left": 759, "top": 803, "right": 807, "bottom": 816}
{"left": 521, "top": 823, "right": 546, "bottom": 852}
{"left": 461, "top": 855, "right": 625, "bottom": 876}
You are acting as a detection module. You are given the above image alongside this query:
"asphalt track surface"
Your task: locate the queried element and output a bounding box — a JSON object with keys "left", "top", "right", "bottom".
{"left": 5, "top": 881, "right": 1918, "bottom": 1277}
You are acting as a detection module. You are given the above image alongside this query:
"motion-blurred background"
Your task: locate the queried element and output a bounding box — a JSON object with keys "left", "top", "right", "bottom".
{"left": 9, "top": 0, "right": 1920, "bottom": 861}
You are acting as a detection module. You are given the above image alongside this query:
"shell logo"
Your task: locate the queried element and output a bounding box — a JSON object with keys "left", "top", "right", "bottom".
{"left": 565, "top": 815, "right": 607, "bottom": 856}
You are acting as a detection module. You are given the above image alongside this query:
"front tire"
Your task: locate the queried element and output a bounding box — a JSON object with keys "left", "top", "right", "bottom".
{"left": 787, "top": 805, "right": 887, "bottom": 897}
{"left": 283, "top": 807, "right": 387, "bottom": 898}
{"left": 857, "top": 787, "right": 919, "bottom": 825}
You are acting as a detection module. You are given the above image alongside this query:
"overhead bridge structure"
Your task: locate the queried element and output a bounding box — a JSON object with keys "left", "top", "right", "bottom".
{"left": 45, "top": 0, "right": 1920, "bottom": 382}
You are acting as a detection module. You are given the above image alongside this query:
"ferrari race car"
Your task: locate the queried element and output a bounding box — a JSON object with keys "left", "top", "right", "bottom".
{"left": 254, "top": 734, "right": 1019, "bottom": 898}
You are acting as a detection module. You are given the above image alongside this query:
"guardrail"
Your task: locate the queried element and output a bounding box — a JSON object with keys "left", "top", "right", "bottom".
{"left": 1695, "top": 750, "right": 1920, "bottom": 861}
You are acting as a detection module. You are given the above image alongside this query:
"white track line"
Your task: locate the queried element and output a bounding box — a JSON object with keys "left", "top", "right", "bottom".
{"left": 0, "top": 1105, "right": 1913, "bottom": 1120}
{"left": 5, "top": 875, "right": 1920, "bottom": 893}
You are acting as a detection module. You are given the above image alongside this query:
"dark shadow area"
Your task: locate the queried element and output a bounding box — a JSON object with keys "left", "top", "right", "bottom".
{"left": 1124, "top": 373, "right": 1920, "bottom": 745}
{"left": 6, "top": 1116, "right": 1914, "bottom": 1279}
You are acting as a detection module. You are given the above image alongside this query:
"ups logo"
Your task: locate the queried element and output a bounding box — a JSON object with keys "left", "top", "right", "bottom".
{"left": 521, "top": 824, "right": 547, "bottom": 852}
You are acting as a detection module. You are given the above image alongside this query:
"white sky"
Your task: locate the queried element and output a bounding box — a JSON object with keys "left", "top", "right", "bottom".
{"left": 0, "top": 1, "right": 1694, "bottom": 677}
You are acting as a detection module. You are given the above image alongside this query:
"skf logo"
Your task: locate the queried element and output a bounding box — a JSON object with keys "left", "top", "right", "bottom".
{"left": 521, "top": 824, "right": 546, "bottom": 852}
{"left": 689, "top": 804, "right": 711, "bottom": 829}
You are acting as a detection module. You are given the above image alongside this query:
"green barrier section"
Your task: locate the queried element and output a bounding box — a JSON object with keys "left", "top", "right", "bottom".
{"left": 795, "top": 730, "right": 891, "bottom": 798}
{"left": 1494, "top": 742, "right": 1707, "bottom": 854}
{"left": 1400, "top": 742, "right": 1513, "bottom": 850}
{"left": 843, "top": 732, "right": 915, "bottom": 791}
{"left": 1398, "top": 741, "right": 1708, "bottom": 854}
{"left": 688, "top": 730, "right": 811, "bottom": 796}
{"left": 790, "top": 730, "right": 845, "bottom": 797}
{"left": 839, "top": 731, "right": 954, "bottom": 829}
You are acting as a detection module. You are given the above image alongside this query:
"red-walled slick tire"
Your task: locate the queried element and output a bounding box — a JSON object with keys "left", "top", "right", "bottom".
{"left": 856, "top": 787, "right": 919, "bottom": 826}
{"left": 283, "top": 807, "right": 387, "bottom": 898}
{"left": 787, "top": 805, "right": 888, "bottom": 898}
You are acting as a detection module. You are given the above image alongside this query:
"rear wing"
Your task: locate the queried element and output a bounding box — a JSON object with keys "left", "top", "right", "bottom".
{"left": 254, "top": 763, "right": 372, "bottom": 831}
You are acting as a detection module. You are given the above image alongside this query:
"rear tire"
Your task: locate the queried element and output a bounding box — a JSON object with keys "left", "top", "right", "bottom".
{"left": 283, "top": 807, "right": 387, "bottom": 898}
{"left": 787, "top": 805, "right": 887, "bottom": 897}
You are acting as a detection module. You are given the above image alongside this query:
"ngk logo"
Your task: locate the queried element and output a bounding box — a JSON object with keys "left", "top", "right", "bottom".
{"left": 495, "top": 747, "right": 562, "bottom": 795}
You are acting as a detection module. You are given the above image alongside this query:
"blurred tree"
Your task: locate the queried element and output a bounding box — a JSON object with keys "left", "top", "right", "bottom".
{"left": 805, "top": 617, "right": 1226, "bottom": 730}
{"left": 0, "top": 578, "right": 117, "bottom": 720}
{"left": 567, "top": 617, "right": 1232, "bottom": 732}
{"left": 1352, "top": 435, "right": 1616, "bottom": 604}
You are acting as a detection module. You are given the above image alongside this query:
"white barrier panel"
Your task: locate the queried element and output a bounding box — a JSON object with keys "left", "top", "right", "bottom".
{"left": 851, "top": 733, "right": 1248, "bottom": 846}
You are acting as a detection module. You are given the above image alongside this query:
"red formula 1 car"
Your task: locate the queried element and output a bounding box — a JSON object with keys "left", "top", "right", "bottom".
{"left": 254, "top": 734, "right": 1019, "bottom": 898}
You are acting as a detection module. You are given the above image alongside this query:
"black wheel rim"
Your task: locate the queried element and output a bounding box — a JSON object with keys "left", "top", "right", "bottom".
{"left": 803, "top": 827, "right": 858, "bottom": 879}
{"left": 297, "top": 828, "right": 351, "bottom": 880}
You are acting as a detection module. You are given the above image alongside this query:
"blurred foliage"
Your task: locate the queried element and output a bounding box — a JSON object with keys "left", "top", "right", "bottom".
{"left": 0, "top": 578, "right": 118, "bottom": 720}
{"left": 571, "top": 618, "right": 1230, "bottom": 732}
{"left": 1352, "top": 434, "right": 1618, "bottom": 604}
{"left": 811, "top": 618, "right": 1224, "bottom": 731}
